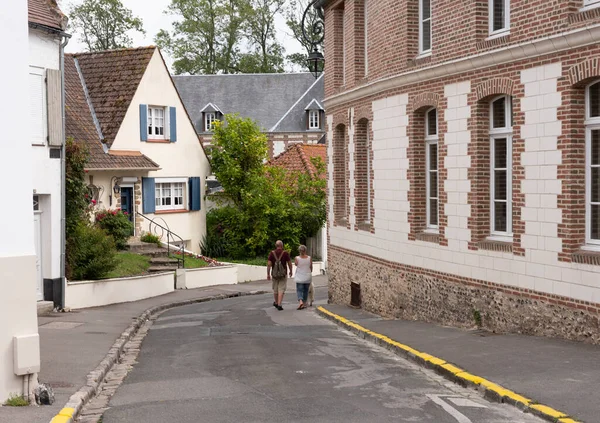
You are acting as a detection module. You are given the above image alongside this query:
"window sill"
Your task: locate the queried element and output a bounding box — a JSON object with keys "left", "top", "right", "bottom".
{"left": 478, "top": 237, "right": 513, "bottom": 253}
{"left": 415, "top": 231, "right": 440, "bottom": 244}
{"left": 570, "top": 4, "right": 600, "bottom": 23}
{"left": 579, "top": 3, "right": 600, "bottom": 13}
{"left": 334, "top": 218, "right": 348, "bottom": 227}
{"left": 572, "top": 248, "right": 600, "bottom": 266}
{"left": 155, "top": 209, "right": 189, "bottom": 214}
{"left": 486, "top": 30, "right": 510, "bottom": 41}
{"left": 147, "top": 139, "right": 171, "bottom": 143}
{"left": 356, "top": 222, "right": 372, "bottom": 232}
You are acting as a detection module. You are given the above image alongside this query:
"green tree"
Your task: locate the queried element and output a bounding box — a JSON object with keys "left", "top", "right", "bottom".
{"left": 68, "top": 0, "right": 145, "bottom": 52}
{"left": 241, "top": 0, "right": 285, "bottom": 73}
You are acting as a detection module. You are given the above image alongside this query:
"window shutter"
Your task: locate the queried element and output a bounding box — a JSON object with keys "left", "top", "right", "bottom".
{"left": 142, "top": 177, "right": 155, "bottom": 213}
{"left": 189, "top": 177, "right": 201, "bottom": 211}
{"left": 306, "top": 111, "right": 310, "bottom": 130}
{"left": 47, "top": 69, "right": 63, "bottom": 146}
{"left": 29, "top": 70, "right": 45, "bottom": 145}
{"left": 170, "top": 107, "right": 177, "bottom": 142}
{"left": 140, "top": 104, "right": 148, "bottom": 141}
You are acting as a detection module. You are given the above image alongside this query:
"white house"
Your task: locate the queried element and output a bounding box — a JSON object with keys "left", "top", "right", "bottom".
{"left": 0, "top": 0, "right": 43, "bottom": 402}
{"left": 28, "top": 0, "right": 68, "bottom": 303}
{"left": 65, "top": 46, "right": 211, "bottom": 254}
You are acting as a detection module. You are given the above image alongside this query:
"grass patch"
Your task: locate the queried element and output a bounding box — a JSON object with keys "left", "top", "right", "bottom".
{"left": 4, "top": 394, "right": 29, "bottom": 406}
{"left": 216, "top": 257, "right": 267, "bottom": 266}
{"left": 170, "top": 254, "right": 210, "bottom": 269}
{"left": 104, "top": 252, "right": 150, "bottom": 279}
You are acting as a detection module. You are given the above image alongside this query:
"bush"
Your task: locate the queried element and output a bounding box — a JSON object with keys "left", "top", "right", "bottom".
{"left": 95, "top": 209, "right": 133, "bottom": 250}
{"left": 141, "top": 232, "right": 161, "bottom": 246}
{"left": 70, "top": 223, "right": 117, "bottom": 281}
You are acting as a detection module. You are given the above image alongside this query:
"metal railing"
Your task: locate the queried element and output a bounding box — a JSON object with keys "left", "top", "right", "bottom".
{"left": 135, "top": 212, "right": 185, "bottom": 269}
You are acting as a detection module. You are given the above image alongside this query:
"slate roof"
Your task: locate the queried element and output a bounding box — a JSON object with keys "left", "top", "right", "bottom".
{"left": 28, "top": 0, "right": 67, "bottom": 31}
{"left": 173, "top": 73, "right": 324, "bottom": 134}
{"left": 72, "top": 47, "right": 156, "bottom": 147}
{"left": 64, "top": 53, "right": 159, "bottom": 170}
{"left": 269, "top": 144, "right": 327, "bottom": 181}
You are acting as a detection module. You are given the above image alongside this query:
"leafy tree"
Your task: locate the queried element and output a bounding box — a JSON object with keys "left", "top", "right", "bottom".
{"left": 68, "top": 0, "right": 145, "bottom": 52}
{"left": 285, "top": 0, "right": 324, "bottom": 71}
{"left": 241, "top": 0, "right": 286, "bottom": 73}
{"left": 205, "top": 115, "right": 326, "bottom": 259}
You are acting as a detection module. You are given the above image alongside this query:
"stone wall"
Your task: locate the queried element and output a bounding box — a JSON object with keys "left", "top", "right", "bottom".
{"left": 329, "top": 246, "right": 600, "bottom": 344}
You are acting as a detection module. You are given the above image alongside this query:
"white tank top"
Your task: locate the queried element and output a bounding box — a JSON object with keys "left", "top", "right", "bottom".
{"left": 294, "top": 256, "right": 312, "bottom": 283}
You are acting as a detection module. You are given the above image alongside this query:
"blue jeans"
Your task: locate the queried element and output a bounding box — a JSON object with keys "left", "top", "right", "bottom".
{"left": 296, "top": 283, "right": 310, "bottom": 303}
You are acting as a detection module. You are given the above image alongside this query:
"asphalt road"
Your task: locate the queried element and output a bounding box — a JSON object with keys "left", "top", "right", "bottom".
{"left": 102, "top": 289, "right": 543, "bottom": 423}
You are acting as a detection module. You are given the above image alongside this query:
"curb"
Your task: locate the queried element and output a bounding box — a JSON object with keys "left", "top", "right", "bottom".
{"left": 49, "top": 289, "right": 269, "bottom": 423}
{"left": 316, "top": 306, "right": 582, "bottom": 423}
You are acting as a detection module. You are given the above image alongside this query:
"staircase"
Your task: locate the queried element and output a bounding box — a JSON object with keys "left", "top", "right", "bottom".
{"left": 127, "top": 240, "right": 182, "bottom": 273}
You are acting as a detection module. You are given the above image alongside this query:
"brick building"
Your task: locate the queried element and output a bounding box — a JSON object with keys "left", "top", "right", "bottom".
{"left": 173, "top": 73, "right": 325, "bottom": 158}
{"left": 318, "top": 0, "right": 600, "bottom": 343}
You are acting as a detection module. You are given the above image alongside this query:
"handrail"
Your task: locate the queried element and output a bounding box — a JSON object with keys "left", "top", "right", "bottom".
{"left": 135, "top": 212, "right": 185, "bottom": 269}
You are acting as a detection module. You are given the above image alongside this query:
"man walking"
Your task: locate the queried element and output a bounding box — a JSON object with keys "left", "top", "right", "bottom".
{"left": 267, "top": 240, "right": 293, "bottom": 310}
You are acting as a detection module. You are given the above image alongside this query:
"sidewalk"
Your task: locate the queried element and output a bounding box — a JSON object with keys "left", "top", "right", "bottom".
{"left": 0, "top": 277, "right": 327, "bottom": 423}
{"left": 319, "top": 304, "right": 599, "bottom": 423}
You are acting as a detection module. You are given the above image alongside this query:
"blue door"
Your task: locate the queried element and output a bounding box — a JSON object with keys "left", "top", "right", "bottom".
{"left": 120, "top": 187, "right": 134, "bottom": 232}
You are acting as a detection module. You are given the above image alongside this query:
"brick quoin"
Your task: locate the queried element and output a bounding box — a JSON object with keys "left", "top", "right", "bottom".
{"left": 321, "top": 0, "right": 600, "bottom": 343}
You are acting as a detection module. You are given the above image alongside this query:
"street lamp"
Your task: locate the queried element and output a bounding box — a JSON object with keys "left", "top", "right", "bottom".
{"left": 302, "top": 0, "right": 325, "bottom": 79}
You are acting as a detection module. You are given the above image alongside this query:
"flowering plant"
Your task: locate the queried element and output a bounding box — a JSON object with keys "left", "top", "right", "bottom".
{"left": 94, "top": 209, "right": 133, "bottom": 250}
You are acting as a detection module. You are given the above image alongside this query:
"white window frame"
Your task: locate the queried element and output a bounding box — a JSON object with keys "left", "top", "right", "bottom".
{"left": 488, "top": 0, "right": 510, "bottom": 37}
{"left": 585, "top": 82, "right": 600, "bottom": 247}
{"left": 425, "top": 108, "right": 439, "bottom": 231}
{"left": 30, "top": 66, "right": 47, "bottom": 146}
{"left": 582, "top": 0, "right": 600, "bottom": 12}
{"left": 419, "top": 0, "right": 432, "bottom": 55}
{"left": 148, "top": 106, "right": 168, "bottom": 140}
{"left": 308, "top": 110, "right": 320, "bottom": 129}
{"left": 205, "top": 112, "right": 216, "bottom": 131}
{"left": 155, "top": 178, "right": 187, "bottom": 211}
{"left": 489, "top": 95, "right": 513, "bottom": 239}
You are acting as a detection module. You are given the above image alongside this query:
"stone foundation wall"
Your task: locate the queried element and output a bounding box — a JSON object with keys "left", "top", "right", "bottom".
{"left": 328, "top": 246, "right": 600, "bottom": 344}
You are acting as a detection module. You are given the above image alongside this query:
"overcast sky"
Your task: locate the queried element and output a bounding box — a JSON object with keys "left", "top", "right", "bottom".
{"left": 61, "top": 0, "right": 305, "bottom": 72}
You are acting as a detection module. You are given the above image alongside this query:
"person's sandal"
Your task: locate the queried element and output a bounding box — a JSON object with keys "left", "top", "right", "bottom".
{"left": 277, "top": 305, "right": 284, "bottom": 311}
{"left": 273, "top": 302, "right": 278, "bottom": 308}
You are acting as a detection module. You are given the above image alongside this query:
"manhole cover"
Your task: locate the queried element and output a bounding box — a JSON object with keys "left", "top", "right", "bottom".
{"left": 41, "top": 322, "right": 84, "bottom": 330}
{"left": 45, "top": 381, "right": 74, "bottom": 388}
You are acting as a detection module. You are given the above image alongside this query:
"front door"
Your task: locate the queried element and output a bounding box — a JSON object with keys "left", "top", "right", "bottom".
{"left": 34, "top": 213, "right": 43, "bottom": 301}
{"left": 120, "top": 187, "right": 134, "bottom": 234}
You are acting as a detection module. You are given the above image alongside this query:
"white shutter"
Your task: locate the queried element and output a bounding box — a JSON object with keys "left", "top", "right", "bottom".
{"left": 47, "top": 69, "right": 63, "bottom": 146}
{"left": 29, "top": 68, "right": 46, "bottom": 145}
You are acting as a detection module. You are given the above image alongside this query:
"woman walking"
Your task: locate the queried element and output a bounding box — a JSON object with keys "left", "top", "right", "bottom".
{"left": 294, "top": 245, "right": 313, "bottom": 310}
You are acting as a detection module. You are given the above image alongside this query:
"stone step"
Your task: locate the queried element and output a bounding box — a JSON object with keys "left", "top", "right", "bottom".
{"left": 127, "top": 242, "right": 164, "bottom": 253}
{"left": 150, "top": 257, "right": 180, "bottom": 266}
{"left": 148, "top": 266, "right": 179, "bottom": 273}
{"left": 37, "top": 301, "right": 54, "bottom": 316}
{"left": 136, "top": 249, "right": 169, "bottom": 258}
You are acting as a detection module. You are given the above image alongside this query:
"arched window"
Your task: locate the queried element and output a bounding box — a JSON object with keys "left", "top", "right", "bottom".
{"left": 489, "top": 95, "right": 513, "bottom": 236}
{"left": 585, "top": 82, "right": 600, "bottom": 245}
{"left": 355, "top": 118, "right": 370, "bottom": 226}
{"left": 425, "top": 108, "right": 438, "bottom": 229}
{"left": 334, "top": 124, "right": 348, "bottom": 223}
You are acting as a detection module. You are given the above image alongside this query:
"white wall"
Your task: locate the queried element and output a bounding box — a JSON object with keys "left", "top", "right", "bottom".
{"left": 65, "top": 272, "right": 174, "bottom": 309}
{"left": 185, "top": 266, "right": 238, "bottom": 289}
{"left": 329, "top": 63, "right": 600, "bottom": 305}
{"left": 29, "top": 29, "right": 62, "bottom": 280}
{"left": 0, "top": 0, "right": 40, "bottom": 402}
{"left": 109, "top": 49, "right": 211, "bottom": 253}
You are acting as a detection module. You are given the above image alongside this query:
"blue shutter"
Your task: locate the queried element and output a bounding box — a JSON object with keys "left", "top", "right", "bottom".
{"left": 170, "top": 107, "right": 177, "bottom": 142}
{"left": 189, "top": 177, "right": 201, "bottom": 211}
{"left": 139, "top": 104, "right": 148, "bottom": 141}
{"left": 142, "top": 177, "right": 156, "bottom": 214}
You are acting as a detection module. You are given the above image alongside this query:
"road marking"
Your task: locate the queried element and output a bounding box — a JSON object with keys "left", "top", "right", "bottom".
{"left": 426, "top": 394, "right": 473, "bottom": 423}
{"left": 448, "top": 397, "right": 488, "bottom": 408}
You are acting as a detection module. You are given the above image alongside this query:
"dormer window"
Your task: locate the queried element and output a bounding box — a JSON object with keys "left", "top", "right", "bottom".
{"left": 205, "top": 112, "right": 217, "bottom": 131}
{"left": 200, "top": 103, "right": 223, "bottom": 132}
{"left": 305, "top": 98, "right": 324, "bottom": 131}
{"left": 309, "top": 110, "right": 320, "bottom": 129}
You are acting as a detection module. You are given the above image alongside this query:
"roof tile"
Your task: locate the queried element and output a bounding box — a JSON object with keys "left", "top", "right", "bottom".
{"left": 269, "top": 144, "right": 327, "bottom": 181}
{"left": 28, "top": 0, "right": 66, "bottom": 31}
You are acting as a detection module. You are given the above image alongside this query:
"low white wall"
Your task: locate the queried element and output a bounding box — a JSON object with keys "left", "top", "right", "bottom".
{"left": 65, "top": 272, "right": 175, "bottom": 309}
{"left": 185, "top": 265, "right": 238, "bottom": 289}
{"left": 231, "top": 262, "right": 325, "bottom": 283}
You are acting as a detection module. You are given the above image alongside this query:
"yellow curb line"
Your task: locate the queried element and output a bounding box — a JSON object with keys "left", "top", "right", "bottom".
{"left": 50, "top": 407, "right": 75, "bottom": 423}
{"left": 317, "top": 306, "right": 581, "bottom": 423}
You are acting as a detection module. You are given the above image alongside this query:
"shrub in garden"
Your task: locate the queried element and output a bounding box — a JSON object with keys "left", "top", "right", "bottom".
{"left": 141, "top": 232, "right": 161, "bottom": 246}
{"left": 70, "top": 222, "right": 117, "bottom": 281}
{"left": 95, "top": 209, "right": 133, "bottom": 250}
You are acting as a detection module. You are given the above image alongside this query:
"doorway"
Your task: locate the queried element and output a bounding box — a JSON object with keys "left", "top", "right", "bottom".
{"left": 34, "top": 212, "right": 43, "bottom": 301}
{"left": 120, "top": 186, "right": 134, "bottom": 235}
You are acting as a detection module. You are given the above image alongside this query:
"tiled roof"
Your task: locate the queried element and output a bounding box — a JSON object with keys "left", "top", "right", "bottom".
{"left": 28, "top": 0, "right": 66, "bottom": 31}
{"left": 64, "top": 54, "right": 159, "bottom": 170}
{"left": 269, "top": 144, "right": 327, "bottom": 180}
{"left": 72, "top": 47, "right": 156, "bottom": 147}
{"left": 173, "top": 73, "right": 324, "bottom": 134}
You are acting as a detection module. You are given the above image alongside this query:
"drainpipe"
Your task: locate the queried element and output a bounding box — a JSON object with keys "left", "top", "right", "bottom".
{"left": 59, "top": 31, "right": 71, "bottom": 310}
